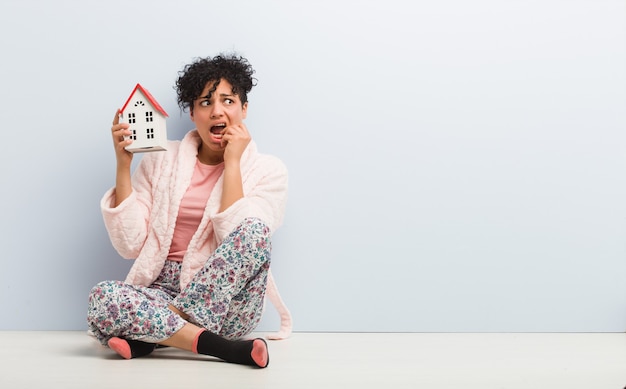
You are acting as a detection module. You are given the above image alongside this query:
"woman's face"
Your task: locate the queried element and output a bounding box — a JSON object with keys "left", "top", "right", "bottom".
{"left": 191, "top": 78, "right": 248, "bottom": 154}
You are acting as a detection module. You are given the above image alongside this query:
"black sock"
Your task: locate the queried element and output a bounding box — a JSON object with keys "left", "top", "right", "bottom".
{"left": 108, "top": 337, "right": 156, "bottom": 359}
{"left": 127, "top": 339, "right": 157, "bottom": 358}
{"left": 193, "top": 330, "right": 269, "bottom": 368}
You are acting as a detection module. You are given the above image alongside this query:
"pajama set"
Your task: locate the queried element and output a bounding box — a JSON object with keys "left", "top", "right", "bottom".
{"left": 87, "top": 130, "right": 291, "bottom": 345}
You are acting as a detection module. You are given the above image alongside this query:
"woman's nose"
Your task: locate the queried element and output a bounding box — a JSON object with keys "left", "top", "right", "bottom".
{"left": 210, "top": 104, "right": 224, "bottom": 118}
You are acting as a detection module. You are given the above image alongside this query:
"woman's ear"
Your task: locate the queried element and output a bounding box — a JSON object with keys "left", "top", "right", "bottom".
{"left": 242, "top": 102, "right": 248, "bottom": 119}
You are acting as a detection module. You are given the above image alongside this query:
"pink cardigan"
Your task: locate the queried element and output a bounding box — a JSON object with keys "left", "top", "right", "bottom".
{"left": 100, "top": 130, "right": 292, "bottom": 339}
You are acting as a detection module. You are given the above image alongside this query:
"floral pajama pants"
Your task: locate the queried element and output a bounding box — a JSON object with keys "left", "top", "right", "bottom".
{"left": 87, "top": 218, "right": 271, "bottom": 346}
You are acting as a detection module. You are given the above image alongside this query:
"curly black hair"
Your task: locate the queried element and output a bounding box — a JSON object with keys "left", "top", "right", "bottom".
{"left": 175, "top": 53, "right": 257, "bottom": 112}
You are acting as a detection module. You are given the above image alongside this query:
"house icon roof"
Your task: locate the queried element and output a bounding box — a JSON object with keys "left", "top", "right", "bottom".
{"left": 120, "top": 83, "right": 169, "bottom": 117}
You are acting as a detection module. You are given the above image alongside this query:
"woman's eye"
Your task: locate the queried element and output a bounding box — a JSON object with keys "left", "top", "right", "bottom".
{"left": 200, "top": 100, "right": 210, "bottom": 107}
{"left": 225, "top": 99, "right": 234, "bottom": 105}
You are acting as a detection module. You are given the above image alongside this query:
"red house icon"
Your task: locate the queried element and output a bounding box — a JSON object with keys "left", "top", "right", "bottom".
{"left": 120, "top": 83, "right": 168, "bottom": 153}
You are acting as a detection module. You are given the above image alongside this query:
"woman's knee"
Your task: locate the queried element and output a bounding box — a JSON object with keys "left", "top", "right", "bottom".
{"left": 240, "top": 218, "right": 272, "bottom": 263}
{"left": 88, "top": 280, "right": 124, "bottom": 303}
{"left": 239, "top": 217, "right": 271, "bottom": 239}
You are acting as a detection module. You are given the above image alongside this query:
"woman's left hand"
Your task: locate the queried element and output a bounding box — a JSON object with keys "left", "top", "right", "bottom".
{"left": 221, "top": 123, "right": 251, "bottom": 164}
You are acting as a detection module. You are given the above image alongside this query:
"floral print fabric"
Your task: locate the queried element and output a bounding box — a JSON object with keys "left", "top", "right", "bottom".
{"left": 87, "top": 218, "right": 271, "bottom": 345}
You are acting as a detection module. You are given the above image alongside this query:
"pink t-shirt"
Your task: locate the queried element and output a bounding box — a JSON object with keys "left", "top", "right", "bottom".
{"left": 167, "top": 160, "right": 224, "bottom": 262}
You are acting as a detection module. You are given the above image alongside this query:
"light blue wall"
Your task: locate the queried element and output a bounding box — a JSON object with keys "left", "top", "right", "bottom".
{"left": 1, "top": 0, "right": 624, "bottom": 332}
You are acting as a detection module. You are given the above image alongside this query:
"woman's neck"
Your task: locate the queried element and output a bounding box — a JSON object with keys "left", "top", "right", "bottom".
{"left": 197, "top": 145, "right": 224, "bottom": 165}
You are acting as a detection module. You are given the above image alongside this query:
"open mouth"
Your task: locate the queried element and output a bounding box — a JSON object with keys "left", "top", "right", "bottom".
{"left": 210, "top": 123, "right": 226, "bottom": 134}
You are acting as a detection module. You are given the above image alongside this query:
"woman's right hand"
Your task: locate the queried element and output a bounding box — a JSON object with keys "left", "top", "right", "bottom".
{"left": 111, "top": 109, "right": 133, "bottom": 168}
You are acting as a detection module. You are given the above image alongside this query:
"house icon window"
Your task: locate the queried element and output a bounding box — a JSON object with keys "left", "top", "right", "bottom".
{"left": 120, "top": 83, "right": 168, "bottom": 153}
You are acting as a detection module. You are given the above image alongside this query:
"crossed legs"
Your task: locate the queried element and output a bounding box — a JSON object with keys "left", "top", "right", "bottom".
{"left": 88, "top": 218, "right": 272, "bottom": 368}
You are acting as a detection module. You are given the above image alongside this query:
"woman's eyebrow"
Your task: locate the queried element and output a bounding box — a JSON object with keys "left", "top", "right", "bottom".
{"left": 199, "top": 92, "right": 234, "bottom": 99}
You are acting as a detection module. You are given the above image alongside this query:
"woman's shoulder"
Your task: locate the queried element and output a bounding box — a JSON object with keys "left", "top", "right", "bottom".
{"left": 250, "top": 147, "right": 287, "bottom": 173}
{"left": 262, "top": 154, "right": 287, "bottom": 171}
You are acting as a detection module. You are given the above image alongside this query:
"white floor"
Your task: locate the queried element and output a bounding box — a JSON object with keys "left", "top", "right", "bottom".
{"left": 1, "top": 331, "right": 624, "bottom": 389}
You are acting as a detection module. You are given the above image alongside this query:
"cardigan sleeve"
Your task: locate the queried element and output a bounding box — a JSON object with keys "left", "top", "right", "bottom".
{"left": 100, "top": 156, "right": 158, "bottom": 259}
{"left": 211, "top": 155, "right": 288, "bottom": 241}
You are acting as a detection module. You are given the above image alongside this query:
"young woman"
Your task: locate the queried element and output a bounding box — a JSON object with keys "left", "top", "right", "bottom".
{"left": 87, "top": 54, "right": 290, "bottom": 368}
